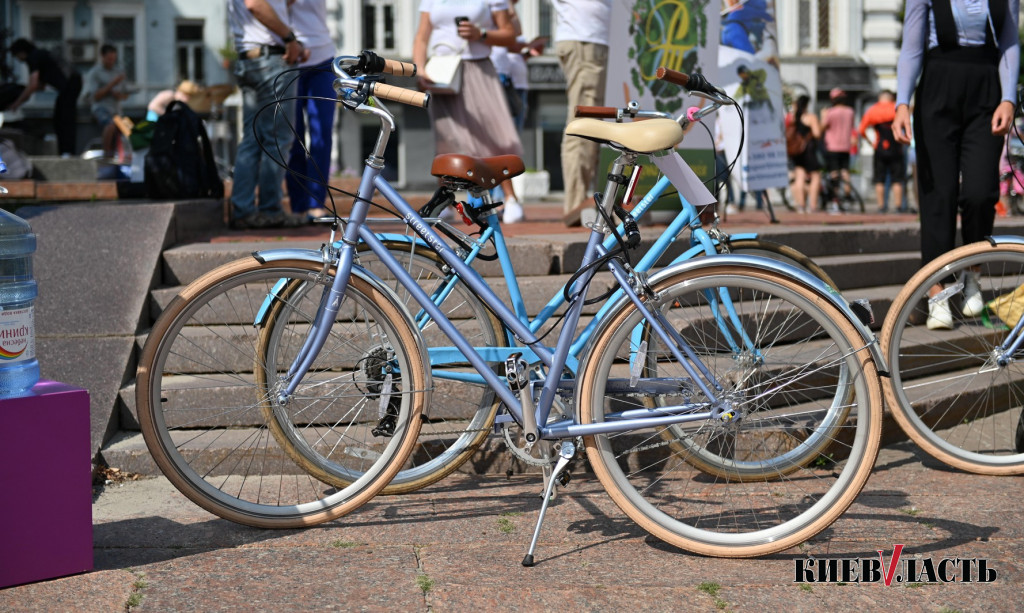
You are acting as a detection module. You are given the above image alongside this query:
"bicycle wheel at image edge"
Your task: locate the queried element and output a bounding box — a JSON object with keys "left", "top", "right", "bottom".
{"left": 881, "top": 241, "right": 1024, "bottom": 474}
{"left": 258, "top": 241, "right": 508, "bottom": 494}
{"left": 577, "top": 264, "right": 882, "bottom": 557}
{"left": 136, "top": 258, "right": 427, "bottom": 528}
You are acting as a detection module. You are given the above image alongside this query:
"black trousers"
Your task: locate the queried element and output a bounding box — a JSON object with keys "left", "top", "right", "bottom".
{"left": 53, "top": 72, "right": 82, "bottom": 156}
{"left": 913, "top": 48, "right": 1003, "bottom": 266}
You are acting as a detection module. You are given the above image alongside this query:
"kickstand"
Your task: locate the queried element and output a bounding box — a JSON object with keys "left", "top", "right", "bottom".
{"left": 540, "top": 442, "right": 556, "bottom": 502}
{"left": 522, "top": 441, "right": 576, "bottom": 567}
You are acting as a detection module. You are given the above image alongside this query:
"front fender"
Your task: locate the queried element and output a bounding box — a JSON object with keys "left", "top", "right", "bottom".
{"left": 588, "top": 253, "right": 887, "bottom": 372}
{"left": 250, "top": 247, "right": 431, "bottom": 376}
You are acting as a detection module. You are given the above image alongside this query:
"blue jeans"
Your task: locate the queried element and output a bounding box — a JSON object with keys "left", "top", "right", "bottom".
{"left": 231, "top": 54, "right": 297, "bottom": 219}
{"left": 285, "top": 59, "right": 336, "bottom": 214}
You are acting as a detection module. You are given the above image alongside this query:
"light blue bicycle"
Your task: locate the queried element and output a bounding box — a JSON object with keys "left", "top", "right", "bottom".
{"left": 136, "top": 53, "right": 883, "bottom": 562}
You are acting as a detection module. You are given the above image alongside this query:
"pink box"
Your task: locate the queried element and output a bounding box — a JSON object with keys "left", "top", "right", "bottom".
{"left": 0, "top": 381, "right": 93, "bottom": 588}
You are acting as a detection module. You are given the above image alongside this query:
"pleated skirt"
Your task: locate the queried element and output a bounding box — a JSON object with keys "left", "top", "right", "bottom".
{"left": 429, "top": 58, "right": 524, "bottom": 159}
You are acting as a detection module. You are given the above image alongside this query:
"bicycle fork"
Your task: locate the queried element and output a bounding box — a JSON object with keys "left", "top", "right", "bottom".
{"left": 277, "top": 243, "right": 358, "bottom": 403}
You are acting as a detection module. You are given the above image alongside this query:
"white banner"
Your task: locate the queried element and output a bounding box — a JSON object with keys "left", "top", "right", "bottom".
{"left": 718, "top": 0, "right": 788, "bottom": 190}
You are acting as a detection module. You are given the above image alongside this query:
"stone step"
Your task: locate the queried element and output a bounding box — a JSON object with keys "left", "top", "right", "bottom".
{"left": 160, "top": 234, "right": 564, "bottom": 287}
{"left": 815, "top": 252, "right": 922, "bottom": 291}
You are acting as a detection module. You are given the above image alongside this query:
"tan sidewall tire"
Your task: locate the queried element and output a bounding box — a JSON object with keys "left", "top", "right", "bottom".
{"left": 138, "top": 257, "right": 426, "bottom": 528}
{"left": 579, "top": 265, "right": 883, "bottom": 557}
{"left": 880, "top": 241, "right": 1024, "bottom": 475}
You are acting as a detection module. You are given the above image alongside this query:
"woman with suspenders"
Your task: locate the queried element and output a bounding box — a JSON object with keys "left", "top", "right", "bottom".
{"left": 892, "top": 0, "right": 1020, "bottom": 329}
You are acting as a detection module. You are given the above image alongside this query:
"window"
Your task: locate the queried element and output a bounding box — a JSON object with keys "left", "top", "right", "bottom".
{"left": 798, "top": 0, "right": 832, "bottom": 54}
{"left": 363, "top": 1, "right": 397, "bottom": 52}
{"left": 177, "top": 22, "right": 206, "bottom": 84}
{"left": 538, "top": 2, "right": 553, "bottom": 43}
{"left": 103, "top": 16, "right": 137, "bottom": 81}
{"left": 31, "top": 16, "right": 65, "bottom": 57}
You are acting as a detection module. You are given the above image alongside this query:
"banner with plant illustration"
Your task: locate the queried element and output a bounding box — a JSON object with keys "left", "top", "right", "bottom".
{"left": 605, "top": 0, "right": 719, "bottom": 200}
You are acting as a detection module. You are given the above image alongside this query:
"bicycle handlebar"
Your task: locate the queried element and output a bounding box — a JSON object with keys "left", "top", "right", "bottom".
{"left": 370, "top": 82, "right": 430, "bottom": 108}
{"left": 655, "top": 67, "right": 731, "bottom": 105}
{"left": 383, "top": 59, "right": 417, "bottom": 77}
{"left": 576, "top": 106, "right": 619, "bottom": 119}
{"left": 573, "top": 103, "right": 671, "bottom": 121}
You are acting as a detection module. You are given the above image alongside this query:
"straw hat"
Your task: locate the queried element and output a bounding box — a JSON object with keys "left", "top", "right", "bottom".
{"left": 176, "top": 80, "right": 202, "bottom": 99}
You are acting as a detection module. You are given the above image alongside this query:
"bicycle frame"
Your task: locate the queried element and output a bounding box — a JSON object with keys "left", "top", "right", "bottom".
{"left": 372, "top": 172, "right": 761, "bottom": 378}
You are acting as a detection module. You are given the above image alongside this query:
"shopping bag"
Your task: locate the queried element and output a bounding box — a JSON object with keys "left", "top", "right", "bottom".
{"left": 985, "top": 284, "right": 1024, "bottom": 328}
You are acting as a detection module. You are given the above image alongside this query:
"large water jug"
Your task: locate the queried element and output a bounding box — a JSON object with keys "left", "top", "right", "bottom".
{"left": 0, "top": 197, "right": 38, "bottom": 397}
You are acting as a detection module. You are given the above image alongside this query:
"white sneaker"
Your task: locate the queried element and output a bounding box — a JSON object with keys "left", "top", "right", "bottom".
{"left": 926, "top": 297, "right": 954, "bottom": 330}
{"left": 502, "top": 198, "right": 524, "bottom": 224}
{"left": 725, "top": 203, "right": 739, "bottom": 215}
{"left": 961, "top": 271, "right": 984, "bottom": 317}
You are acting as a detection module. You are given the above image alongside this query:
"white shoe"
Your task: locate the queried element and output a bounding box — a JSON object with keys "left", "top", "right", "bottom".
{"left": 725, "top": 203, "right": 739, "bottom": 215}
{"left": 926, "top": 297, "right": 954, "bottom": 330}
{"left": 961, "top": 271, "right": 984, "bottom": 317}
{"left": 502, "top": 198, "right": 524, "bottom": 224}
{"left": 438, "top": 206, "right": 457, "bottom": 222}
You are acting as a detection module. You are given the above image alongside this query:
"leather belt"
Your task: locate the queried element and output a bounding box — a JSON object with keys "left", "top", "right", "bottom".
{"left": 243, "top": 45, "right": 286, "bottom": 60}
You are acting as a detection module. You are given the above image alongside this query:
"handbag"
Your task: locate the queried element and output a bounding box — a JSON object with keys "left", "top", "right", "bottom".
{"left": 424, "top": 43, "right": 465, "bottom": 95}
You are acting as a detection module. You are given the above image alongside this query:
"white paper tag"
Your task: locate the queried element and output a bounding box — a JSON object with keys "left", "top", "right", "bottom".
{"left": 650, "top": 151, "right": 717, "bottom": 208}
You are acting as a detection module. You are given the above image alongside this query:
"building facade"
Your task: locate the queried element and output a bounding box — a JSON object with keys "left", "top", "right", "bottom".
{"left": 775, "top": 0, "right": 902, "bottom": 106}
{"left": 3, "top": 1, "right": 916, "bottom": 190}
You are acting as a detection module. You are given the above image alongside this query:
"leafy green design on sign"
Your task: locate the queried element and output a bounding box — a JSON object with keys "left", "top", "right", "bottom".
{"left": 627, "top": 0, "right": 710, "bottom": 114}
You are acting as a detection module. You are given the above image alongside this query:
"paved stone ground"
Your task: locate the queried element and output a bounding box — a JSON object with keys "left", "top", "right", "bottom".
{"left": 2, "top": 442, "right": 1020, "bottom": 611}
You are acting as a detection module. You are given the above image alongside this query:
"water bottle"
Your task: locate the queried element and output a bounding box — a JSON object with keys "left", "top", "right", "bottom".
{"left": 0, "top": 200, "right": 38, "bottom": 397}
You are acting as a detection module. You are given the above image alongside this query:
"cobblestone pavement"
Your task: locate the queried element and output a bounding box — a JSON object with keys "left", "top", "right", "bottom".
{"left": 2, "top": 442, "right": 1021, "bottom": 611}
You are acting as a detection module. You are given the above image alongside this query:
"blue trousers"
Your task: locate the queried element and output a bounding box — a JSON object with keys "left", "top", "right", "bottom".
{"left": 286, "top": 60, "right": 337, "bottom": 214}
{"left": 230, "top": 54, "right": 297, "bottom": 219}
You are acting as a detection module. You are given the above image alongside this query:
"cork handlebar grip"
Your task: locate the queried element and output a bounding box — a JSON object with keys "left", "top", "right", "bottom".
{"left": 382, "top": 59, "right": 417, "bottom": 77}
{"left": 370, "top": 82, "right": 430, "bottom": 108}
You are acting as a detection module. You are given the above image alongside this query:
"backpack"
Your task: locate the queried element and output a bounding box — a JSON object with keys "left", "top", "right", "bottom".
{"left": 874, "top": 121, "right": 900, "bottom": 157}
{"left": 785, "top": 116, "right": 810, "bottom": 157}
{"left": 145, "top": 100, "right": 224, "bottom": 199}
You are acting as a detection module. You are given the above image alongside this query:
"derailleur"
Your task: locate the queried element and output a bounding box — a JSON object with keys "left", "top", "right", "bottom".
{"left": 364, "top": 345, "right": 401, "bottom": 437}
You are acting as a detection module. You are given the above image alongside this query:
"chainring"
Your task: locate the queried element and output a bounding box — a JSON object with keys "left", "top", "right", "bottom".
{"left": 502, "top": 362, "right": 577, "bottom": 466}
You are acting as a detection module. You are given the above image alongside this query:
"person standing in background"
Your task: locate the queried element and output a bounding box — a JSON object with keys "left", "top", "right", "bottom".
{"left": 859, "top": 90, "right": 905, "bottom": 213}
{"left": 227, "top": 0, "right": 310, "bottom": 230}
{"left": 7, "top": 38, "right": 83, "bottom": 157}
{"left": 786, "top": 94, "right": 822, "bottom": 214}
{"left": 413, "top": 0, "right": 526, "bottom": 223}
{"left": 550, "top": 0, "right": 611, "bottom": 226}
{"left": 83, "top": 44, "right": 129, "bottom": 159}
{"left": 820, "top": 88, "right": 854, "bottom": 207}
{"left": 285, "top": 0, "right": 338, "bottom": 220}
{"left": 893, "top": 0, "right": 1020, "bottom": 330}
